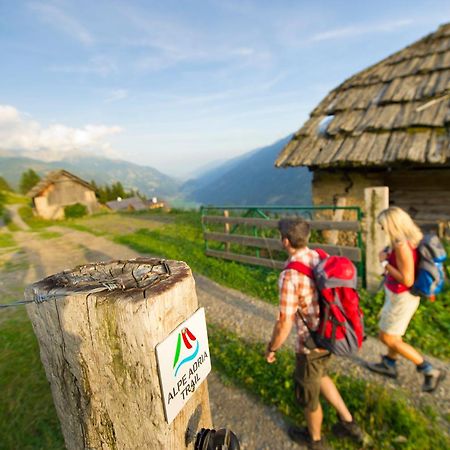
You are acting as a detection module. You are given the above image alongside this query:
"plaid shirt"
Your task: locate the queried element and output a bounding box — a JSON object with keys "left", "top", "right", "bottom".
{"left": 278, "top": 247, "right": 321, "bottom": 354}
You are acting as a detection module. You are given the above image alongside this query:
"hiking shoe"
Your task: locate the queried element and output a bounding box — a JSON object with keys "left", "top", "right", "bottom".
{"left": 288, "top": 426, "right": 328, "bottom": 449}
{"left": 366, "top": 355, "right": 398, "bottom": 379}
{"left": 332, "top": 418, "right": 364, "bottom": 444}
{"left": 422, "top": 369, "right": 446, "bottom": 393}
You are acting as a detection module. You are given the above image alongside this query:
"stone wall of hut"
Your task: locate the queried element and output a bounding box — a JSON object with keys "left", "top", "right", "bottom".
{"left": 312, "top": 168, "right": 450, "bottom": 224}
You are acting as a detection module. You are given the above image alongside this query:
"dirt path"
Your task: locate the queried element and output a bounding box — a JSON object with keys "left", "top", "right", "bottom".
{"left": 6, "top": 204, "right": 30, "bottom": 231}
{"left": 12, "top": 226, "right": 450, "bottom": 448}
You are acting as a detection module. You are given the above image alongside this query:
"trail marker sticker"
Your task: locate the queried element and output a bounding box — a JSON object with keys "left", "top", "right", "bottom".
{"left": 156, "top": 307, "right": 211, "bottom": 424}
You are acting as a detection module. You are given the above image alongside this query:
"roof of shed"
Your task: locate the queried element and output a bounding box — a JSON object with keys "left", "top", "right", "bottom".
{"left": 27, "top": 169, "right": 95, "bottom": 198}
{"left": 275, "top": 23, "right": 450, "bottom": 169}
{"left": 106, "top": 196, "right": 147, "bottom": 211}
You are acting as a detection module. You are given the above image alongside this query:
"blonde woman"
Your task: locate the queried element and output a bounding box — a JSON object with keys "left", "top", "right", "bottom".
{"left": 366, "top": 207, "right": 445, "bottom": 392}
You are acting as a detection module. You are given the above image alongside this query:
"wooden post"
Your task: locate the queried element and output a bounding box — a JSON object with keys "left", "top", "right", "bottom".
{"left": 364, "top": 187, "right": 389, "bottom": 293}
{"left": 25, "top": 258, "right": 212, "bottom": 450}
{"left": 223, "top": 210, "right": 230, "bottom": 252}
{"left": 324, "top": 196, "right": 347, "bottom": 245}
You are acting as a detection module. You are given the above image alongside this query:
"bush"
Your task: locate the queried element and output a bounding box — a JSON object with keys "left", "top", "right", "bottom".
{"left": 64, "top": 203, "right": 88, "bottom": 219}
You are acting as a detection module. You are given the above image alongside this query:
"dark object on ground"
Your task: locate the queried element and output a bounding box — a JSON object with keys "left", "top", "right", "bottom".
{"left": 332, "top": 418, "right": 365, "bottom": 443}
{"left": 195, "top": 428, "right": 240, "bottom": 450}
{"left": 422, "top": 369, "right": 446, "bottom": 393}
{"left": 366, "top": 355, "right": 398, "bottom": 379}
{"left": 287, "top": 425, "right": 328, "bottom": 450}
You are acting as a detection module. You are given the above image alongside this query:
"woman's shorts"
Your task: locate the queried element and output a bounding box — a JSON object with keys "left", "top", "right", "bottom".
{"left": 379, "top": 288, "right": 420, "bottom": 336}
{"left": 294, "top": 350, "right": 332, "bottom": 412}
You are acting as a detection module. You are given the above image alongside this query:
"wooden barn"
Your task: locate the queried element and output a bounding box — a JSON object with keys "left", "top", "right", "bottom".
{"left": 28, "top": 170, "right": 99, "bottom": 219}
{"left": 276, "top": 23, "right": 450, "bottom": 225}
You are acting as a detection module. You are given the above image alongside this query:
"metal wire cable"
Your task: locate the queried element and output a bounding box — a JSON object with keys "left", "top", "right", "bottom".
{"left": 0, "top": 259, "right": 172, "bottom": 310}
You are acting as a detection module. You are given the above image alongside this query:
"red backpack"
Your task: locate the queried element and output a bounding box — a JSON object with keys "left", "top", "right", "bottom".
{"left": 286, "top": 249, "right": 364, "bottom": 356}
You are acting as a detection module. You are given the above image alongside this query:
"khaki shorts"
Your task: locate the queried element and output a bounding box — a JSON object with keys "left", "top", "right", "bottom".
{"left": 379, "top": 288, "right": 420, "bottom": 336}
{"left": 294, "top": 350, "right": 332, "bottom": 412}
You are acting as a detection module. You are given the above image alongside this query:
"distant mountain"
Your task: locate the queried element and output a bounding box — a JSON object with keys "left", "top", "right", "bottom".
{"left": 0, "top": 151, "right": 181, "bottom": 199}
{"left": 183, "top": 136, "right": 312, "bottom": 206}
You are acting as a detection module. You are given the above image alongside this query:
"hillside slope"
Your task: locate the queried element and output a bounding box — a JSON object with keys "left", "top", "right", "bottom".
{"left": 184, "top": 136, "right": 312, "bottom": 205}
{"left": 0, "top": 153, "right": 181, "bottom": 198}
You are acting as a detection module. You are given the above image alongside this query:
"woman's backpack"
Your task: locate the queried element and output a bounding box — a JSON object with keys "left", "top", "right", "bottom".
{"left": 285, "top": 250, "right": 364, "bottom": 356}
{"left": 411, "top": 234, "right": 447, "bottom": 300}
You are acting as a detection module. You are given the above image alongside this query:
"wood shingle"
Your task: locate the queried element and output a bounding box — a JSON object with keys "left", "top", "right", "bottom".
{"left": 276, "top": 23, "right": 450, "bottom": 169}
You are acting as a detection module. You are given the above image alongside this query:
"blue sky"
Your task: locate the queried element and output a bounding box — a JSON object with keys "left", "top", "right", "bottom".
{"left": 0, "top": 1, "right": 449, "bottom": 178}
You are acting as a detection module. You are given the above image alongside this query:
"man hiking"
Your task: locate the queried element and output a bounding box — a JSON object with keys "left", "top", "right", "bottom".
{"left": 265, "top": 218, "right": 363, "bottom": 449}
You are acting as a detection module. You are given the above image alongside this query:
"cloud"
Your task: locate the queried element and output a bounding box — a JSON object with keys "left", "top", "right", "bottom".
{"left": 309, "top": 19, "right": 414, "bottom": 43}
{"left": 0, "top": 105, "right": 122, "bottom": 155}
{"left": 28, "top": 1, "right": 94, "bottom": 45}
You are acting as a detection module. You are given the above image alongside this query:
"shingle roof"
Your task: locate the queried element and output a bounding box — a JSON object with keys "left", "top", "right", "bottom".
{"left": 276, "top": 23, "right": 450, "bottom": 169}
{"left": 106, "top": 197, "right": 147, "bottom": 211}
{"left": 27, "top": 169, "right": 95, "bottom": 198}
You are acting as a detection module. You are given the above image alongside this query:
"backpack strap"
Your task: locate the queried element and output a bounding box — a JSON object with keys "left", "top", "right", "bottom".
{"left": 284, "top": 248, "right": 328, "bottom": 278}
{"left": 285, "top": 261, "right": 314, "bottom": 279}
{"left": 315, "top": 248, "right": 328, "bottom": 260}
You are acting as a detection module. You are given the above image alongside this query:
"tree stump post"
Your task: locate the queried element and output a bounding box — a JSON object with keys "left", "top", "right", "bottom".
{"left": 364, "top": 187, "right": 389, "bottom": 292}
{"left": 25, "top": 258, "right": 212, "bottom": 450}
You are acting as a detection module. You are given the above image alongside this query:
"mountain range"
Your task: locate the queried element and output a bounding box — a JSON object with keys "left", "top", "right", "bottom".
{"left": 0, "top": 150, "right": 181, "bottom": 199}
{"left": 0, "top": 137, "right": 312, "bottom": 205}
{"left": 182, "top": 135, "right": 312, "bottom": 206}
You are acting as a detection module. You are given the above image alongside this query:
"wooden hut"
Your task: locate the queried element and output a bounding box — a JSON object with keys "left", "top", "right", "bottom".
{"left": 28, "top": 170, "right": 99, "bottom": 219}
{"left": 275, "top": 23, "right": 450, "bottom": 225}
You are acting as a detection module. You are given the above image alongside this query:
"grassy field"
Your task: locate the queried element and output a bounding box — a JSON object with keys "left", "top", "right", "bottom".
{"left": 0, "top": 250, "right": 64, "bottom": 450}
{"left": 210, "top": 324, "right": 449, "bottom": 450}
{"left": 1, "top": 208, "right": 449, "bottom": 449}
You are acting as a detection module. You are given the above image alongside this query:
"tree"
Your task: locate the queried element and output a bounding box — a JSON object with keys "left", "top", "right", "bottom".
{"left": 0, "top": 176, "right": 12, "bottom": 192}
{"left": 90, "top": 180, "right": 136, "bottom": 204}
{"left": 20, "top": 169, "right": 41, "bottom": 194}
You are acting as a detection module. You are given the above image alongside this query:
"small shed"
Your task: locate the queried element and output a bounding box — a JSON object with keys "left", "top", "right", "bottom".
{"left": 148, "top": 197, "right": 167, "bottom": 210}
{"left": 28, "top": 170, "right": 99, "bottom": 220}
{"left": 275, "top": 23, "right": 450, "bottom": 224}
{"left": 106, "top": 196, "right": 147, "bottom": 212}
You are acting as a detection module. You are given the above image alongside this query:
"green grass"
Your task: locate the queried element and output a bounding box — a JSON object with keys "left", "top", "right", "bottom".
{"left": 0, "top": 233, "right": 16, "bottom": 248}
{"left": 37, "top": 231, "right": 62, "bottom": 240}
{"left": 0, "top": 309, "right": 65, "bottom": 450}
{"left": 61, "top": 221, "right": 107, "bottom": 236}
{"left": 2, "top": 191, "right": 30, "bottom": 205}
{"left": 18, "top": 206, "right": 55, "bottom": 230}
{"left": 208, "top": 324, "right": 450, "bottom": 450}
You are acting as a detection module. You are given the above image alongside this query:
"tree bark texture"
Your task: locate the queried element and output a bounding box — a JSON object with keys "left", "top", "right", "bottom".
{"left": 25, "top": 258, "right": 212, "bottom": 450}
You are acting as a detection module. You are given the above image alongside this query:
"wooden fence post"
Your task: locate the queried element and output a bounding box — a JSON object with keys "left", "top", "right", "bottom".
{"left": 224, "top": 209, "right": 230, "bottom": 252}
{"left": 324, "top": 196, "right": 347, "bottom": 245}
{"left": 364, "top": 187, "right": 389, "bottom": 293}
{"left": 25, "top": 258, "right": 212, "bottom": 450}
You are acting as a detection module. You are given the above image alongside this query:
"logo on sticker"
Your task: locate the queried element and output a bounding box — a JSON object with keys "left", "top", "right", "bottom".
{"left": 173, "top": 327, "right": 199, "bottom": 377}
